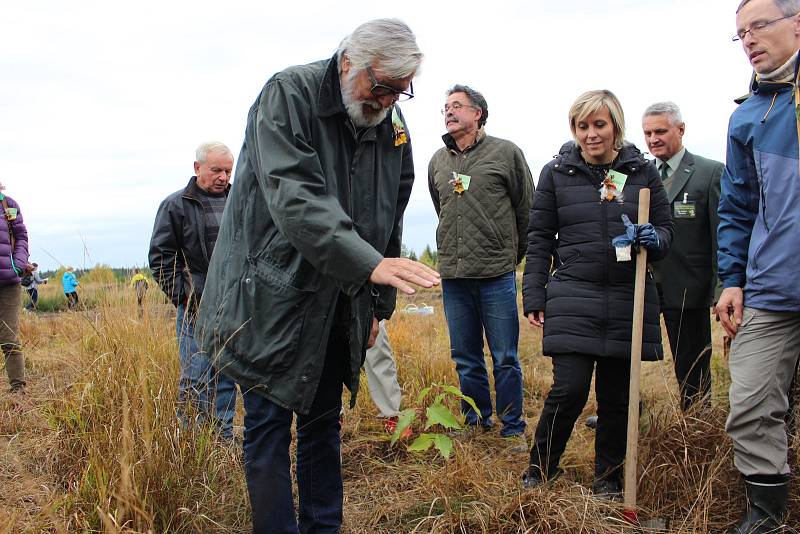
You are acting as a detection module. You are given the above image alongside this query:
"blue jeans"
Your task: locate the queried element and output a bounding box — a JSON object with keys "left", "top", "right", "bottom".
{"left": 176, "top": 305, "right": 238, "bottom": 440}
{"left": 442, "top": 272, "right": 526, "bottom": 436}
{"left": 242, "top": 327, "right": 345, "bottom": 534}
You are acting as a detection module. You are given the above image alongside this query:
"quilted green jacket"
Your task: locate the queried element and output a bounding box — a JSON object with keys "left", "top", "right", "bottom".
{"left": 428, "top": 129, "right": 534, "bottom": 278}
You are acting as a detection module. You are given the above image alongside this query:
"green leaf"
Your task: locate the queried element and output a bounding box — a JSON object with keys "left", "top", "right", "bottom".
{"left": 415, "top": 386, "right": 432, "bottom": 405}
{"left": 432, "top": 434, "right": 454, "bottom": 459}
{"left": 424, "top": 402, "right": 461, "bottom": 431}
{"left": 407, "top": 433, "right": 435, "bottom": 452}
{"left": 390, "top": 408, "right": 417, "bottom": 446}
{"left": 441, "top": 385, "right": 481, "bottom": 418}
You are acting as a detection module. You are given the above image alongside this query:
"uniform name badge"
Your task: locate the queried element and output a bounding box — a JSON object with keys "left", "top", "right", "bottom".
{"left": 673, "top": 193, "right": 696, "bottom": 219}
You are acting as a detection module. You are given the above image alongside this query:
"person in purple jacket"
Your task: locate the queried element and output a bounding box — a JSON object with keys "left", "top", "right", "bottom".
{"left": 0, "top": 182, "right": 31, "bottom": 394}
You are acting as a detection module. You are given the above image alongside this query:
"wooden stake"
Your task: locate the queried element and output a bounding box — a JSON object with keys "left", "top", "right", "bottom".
{"left": 623, "top": 187, "right": 650, "bottom": 522}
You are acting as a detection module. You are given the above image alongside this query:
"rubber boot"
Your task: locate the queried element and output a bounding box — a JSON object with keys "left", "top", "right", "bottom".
{"left": 728, "top": 476, "right": 788, "bottom": 533}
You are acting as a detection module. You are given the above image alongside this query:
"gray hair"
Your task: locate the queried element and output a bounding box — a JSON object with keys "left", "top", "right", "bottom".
{"left": 446, "top": 84, "right": 489, "bottom": 127}
{"left": 642, "top": 101, "right": 684, "bottom": 125}
{"left": 195, "top": 141, "right": 232, "bottom": 164}
{"left": 737, "top": 0, "right": 800, "bottom": 15}
{"left": 337, "top": 18, "right": 423, "bottom": 79}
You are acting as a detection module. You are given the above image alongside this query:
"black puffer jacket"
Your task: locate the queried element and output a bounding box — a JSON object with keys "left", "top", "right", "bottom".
{"left": 522, "top": 142, "right": 674, "bottom": 361}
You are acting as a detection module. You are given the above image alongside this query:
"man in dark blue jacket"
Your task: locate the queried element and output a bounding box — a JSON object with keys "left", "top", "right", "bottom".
{"left": 716, "top": 0, "right": 800, "bottom": 531}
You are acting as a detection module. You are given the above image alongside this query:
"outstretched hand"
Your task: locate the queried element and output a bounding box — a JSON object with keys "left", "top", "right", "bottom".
{"left": 369, "top": 258, "right": 440, "bottom": 295}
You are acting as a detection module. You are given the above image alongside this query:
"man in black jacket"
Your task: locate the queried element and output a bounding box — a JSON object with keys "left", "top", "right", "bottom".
{"left": 149, "top": 141, "right": 238, "bottom": 441}
{"left": 642, "top": 102, "right": 723, "bottom": 410}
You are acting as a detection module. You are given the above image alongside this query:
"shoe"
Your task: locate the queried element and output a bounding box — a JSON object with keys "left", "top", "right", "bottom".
{"left": 728, "top": 477, "right": 788, "bottom": 533}
{"left": 384, "top": 416, "right": 412, "bottom": 439}
{"left": 448, "top": 422, "right": 493, "bottom": 438}
{"left": 585, "top": 415, "right": 598, "bottom": 430}
{"left": 521, "top": 466, "right": 563, "bottom": 490}
{"left": 502, "top": 433, "right": 529, "bottom": 454}
{"left": 592, "top": 478, "right": 623, "bottom": 501}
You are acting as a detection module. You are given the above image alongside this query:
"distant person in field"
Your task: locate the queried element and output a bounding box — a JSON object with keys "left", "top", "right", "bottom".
{"left": 716, "top": 0, "right": 800, "bottom": 530}
{"left": 149, "top": 141, "right": 239, "bottom": 442}
{"left": 643, "top": 102, "right": 724, "bottom": 411}
{"left": 22, "top": 262, "right": 47, "bottom": 311}
{"left": 521, "top": 90, "right": 673, "bottom": 498}
{"left": 0, "top": 182, "right": 31, "bottom": 394}
{"left": 61, "top": 266, "right": 80, "bottom": 310}
{"left": 196, "top": 19, "right": 438, "bottom": 534}
{"left": 130, "top": 268, "right": 148, "bottom": 315}
{"left": 428, "top": 84, "right": 533, "bottom": 447}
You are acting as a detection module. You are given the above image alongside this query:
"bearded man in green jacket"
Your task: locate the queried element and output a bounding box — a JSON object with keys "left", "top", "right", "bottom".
{"left": 196, "top": 18, "right": 439, "bottom": 534}
{"left": 428, "top": 85, "right": 534, "bottom": 447}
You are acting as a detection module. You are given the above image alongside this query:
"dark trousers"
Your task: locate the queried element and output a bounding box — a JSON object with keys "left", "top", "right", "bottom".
{"left": 242, "top": 328, "right": 346, "bottom": 534}
{"left": 25, "top": 287, "right": 38, "bottom": 310}
{"left": 530, "top": 354, "right": 630, "bottom": 482}
{"left": 662, "top": 308, "right": 712, "bottom": 410}
{"left": 66, "top": 291, "right": 79, "bottom": 310}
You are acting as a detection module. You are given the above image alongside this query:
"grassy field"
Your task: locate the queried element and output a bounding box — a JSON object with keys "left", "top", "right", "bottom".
{"left": 2, "top": 281, "right": 798, "bottom": 533}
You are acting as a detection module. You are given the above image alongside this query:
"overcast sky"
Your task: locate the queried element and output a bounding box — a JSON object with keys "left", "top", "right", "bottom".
{"left": 4, "top": 0, "right": 751, "bottom": 271}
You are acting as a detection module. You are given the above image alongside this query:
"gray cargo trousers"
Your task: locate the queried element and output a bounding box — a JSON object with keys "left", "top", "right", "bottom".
{"left": 364, "top": 320, "right": 402, "bottom": 418}
{"left": 726, "top": 307, "right": 800, "bottom": 476}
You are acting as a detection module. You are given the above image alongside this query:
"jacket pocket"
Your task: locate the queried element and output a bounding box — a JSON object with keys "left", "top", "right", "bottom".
{"left": 225, "top": 256, "right": 318, "bottom": 374}
{"left": 550, "top": 249, "right": 581, "bottom": 279}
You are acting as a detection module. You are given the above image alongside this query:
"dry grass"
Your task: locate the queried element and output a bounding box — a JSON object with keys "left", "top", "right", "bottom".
{"left": 2, "top": 282, "right": 798, "bottom": 532}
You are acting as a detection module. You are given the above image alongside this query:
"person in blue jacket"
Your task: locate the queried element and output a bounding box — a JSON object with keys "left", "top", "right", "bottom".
{"left": 62, "top": 266, "right": 80, "bottom": 310}
{"left": 715, "top": 0, "right": 800, "bottom": 531}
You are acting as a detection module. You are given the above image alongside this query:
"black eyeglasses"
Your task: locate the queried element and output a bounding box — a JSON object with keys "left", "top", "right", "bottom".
{"left": 366, "top": 66, "right": 414, "bottom": 102}
{"left": 733, "top": 13, "right": 796, "bottom": 41}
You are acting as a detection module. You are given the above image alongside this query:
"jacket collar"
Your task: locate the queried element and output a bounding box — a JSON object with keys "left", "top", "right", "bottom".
{"left": 182, "top": 176, "right": 230, "bottom": 201}
{"left": 442, "top": 127, "right": 487, "bottom": 153}
{"left": 318, "top": 54, "right": 346, "bottom": 119}
{"left": 752, "top": 49, "right": 799, "bottom": 95}
{"left": 558, "top": 141, "right": 648, "bottom": 173}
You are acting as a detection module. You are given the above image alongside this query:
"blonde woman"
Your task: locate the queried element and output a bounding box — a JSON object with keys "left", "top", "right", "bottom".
{"left": 520, "top": 90, "right": 673, "bottom": 497}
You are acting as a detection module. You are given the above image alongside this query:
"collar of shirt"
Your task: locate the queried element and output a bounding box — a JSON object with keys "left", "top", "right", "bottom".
{"left": 655, "top": 147, "right": 686, "bottom": 179}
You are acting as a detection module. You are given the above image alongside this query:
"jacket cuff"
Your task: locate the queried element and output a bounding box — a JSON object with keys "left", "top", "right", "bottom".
{"left": 721, "top": 274, "right": 745, "bottom": 289}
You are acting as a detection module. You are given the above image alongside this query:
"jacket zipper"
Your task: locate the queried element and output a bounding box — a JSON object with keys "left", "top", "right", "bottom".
{"left": 601, "top": 199, "right": 609, "bottom": 356}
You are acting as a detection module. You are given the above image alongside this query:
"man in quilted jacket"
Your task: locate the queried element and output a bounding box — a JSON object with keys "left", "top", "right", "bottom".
{"left": 428, "top": 85, "right": 534, "bottom": 445}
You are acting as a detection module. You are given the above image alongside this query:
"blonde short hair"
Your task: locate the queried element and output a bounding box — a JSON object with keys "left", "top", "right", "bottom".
{"left": 568, "top": 89, "right": 626, "bottom": 150}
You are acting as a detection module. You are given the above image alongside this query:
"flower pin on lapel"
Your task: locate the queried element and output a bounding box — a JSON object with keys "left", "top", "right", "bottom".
{"left": 392, "top": 108, "right": 407, "bottom": 146}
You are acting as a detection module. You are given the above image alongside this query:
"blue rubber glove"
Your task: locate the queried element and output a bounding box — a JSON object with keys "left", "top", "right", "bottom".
{"left": 635, "top": 222, "right": 659, "bottom": 250}
{"left": 618, "top": 214, "right": 660, "bottom": 252}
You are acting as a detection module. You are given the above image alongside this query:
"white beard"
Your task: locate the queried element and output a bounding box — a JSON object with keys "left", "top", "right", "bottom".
{"left": 341, "top": 69, "right": 389, "bottom": 128}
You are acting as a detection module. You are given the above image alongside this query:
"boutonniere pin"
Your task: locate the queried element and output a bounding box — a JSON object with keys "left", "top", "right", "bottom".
{"left": 449, "top": 171, "right": 471, "bottom": 194}
{"left": 599, "top": 170, "right": 628, "bottom": 203}
{"left": 391, "top": 107, "right": 407, "bottom": 146}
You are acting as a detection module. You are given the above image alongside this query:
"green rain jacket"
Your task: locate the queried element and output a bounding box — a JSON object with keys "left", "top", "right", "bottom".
{"left": 196, "top": 55, "right": 414, "bottom": 415}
